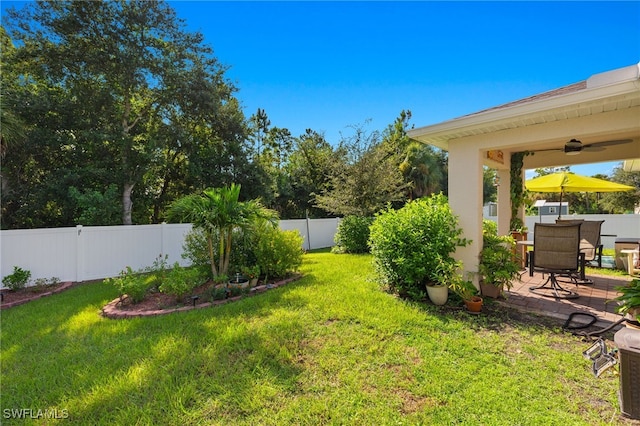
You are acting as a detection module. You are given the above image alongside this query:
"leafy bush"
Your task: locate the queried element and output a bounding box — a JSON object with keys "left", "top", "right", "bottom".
{"left": 182, "top": 228, "right": 211, "bottom": 268}
{"left": 143, "top": 254, "right": 170, "bottom": 291}
{"left": 105, "top": 267, "right": 153, "bottom": 304}
{"left": 2, "top": 266, "right": 32, "bottom": 291}
{"left": 333, "top": 215, "right": 374, "bottom": 253}
{"left": 368, "top": 194, "right": 469, "bottom": 300}
{"left": 182, "top": 227, "right": 257, "bottom": 278}
{"left": 211, "top": 286, "right": 228, "bottom": 301}
{"left": 253, "top": 223, "right": 304, "bottom": 280}
{"left": 30, "top": 277, "right": 61, "bottom": 293}
{"left": 479, "top": 220, "right": 521, "bottom": 290}
{"left": 159, "top": 264, "right": 205, "bottom": 300}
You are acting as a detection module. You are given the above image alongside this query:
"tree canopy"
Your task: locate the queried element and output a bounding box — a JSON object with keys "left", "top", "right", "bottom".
{"left": 13, "top": 2, "right": 631, "bottom": 229}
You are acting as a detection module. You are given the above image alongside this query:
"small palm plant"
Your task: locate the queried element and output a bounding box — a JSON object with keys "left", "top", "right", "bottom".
{"left": 166, "top": 184, "right": 277, "bottom": 279}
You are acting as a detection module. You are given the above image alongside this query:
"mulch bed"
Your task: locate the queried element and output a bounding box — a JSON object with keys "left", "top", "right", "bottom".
{"left": 0, "top": 275, "right": 302, "bottom": 318}
{"left": 1, "top": 281, "right": 76, "bottom": 309}
{"left": 102, "top": 274, "right": 302, "bottom": 319}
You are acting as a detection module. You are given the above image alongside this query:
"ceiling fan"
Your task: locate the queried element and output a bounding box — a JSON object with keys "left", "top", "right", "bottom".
{"left": 533, "top": 138, "right": 632, "bottom": 156}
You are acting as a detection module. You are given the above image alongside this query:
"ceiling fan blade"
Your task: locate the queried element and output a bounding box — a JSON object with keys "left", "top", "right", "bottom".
{"left": 582, "top": 146, "right": 605, "bottom": 152}
{"left": 530, "top": 147, "right": 564, "bottom": 153}
{"left": 584, "top": 139, "right": 632, "bottom": 149}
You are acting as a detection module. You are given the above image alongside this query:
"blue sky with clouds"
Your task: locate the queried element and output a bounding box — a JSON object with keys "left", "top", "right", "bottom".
{"left": 3, "top": 1, "right": 639, "bottom": 177}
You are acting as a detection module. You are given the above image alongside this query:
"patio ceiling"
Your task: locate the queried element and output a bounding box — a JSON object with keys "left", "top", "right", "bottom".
{"left": 408, "top": 63, "right": 640, "bottom": 171}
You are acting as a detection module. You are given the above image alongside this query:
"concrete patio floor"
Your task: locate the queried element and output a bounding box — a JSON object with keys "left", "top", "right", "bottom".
{"left": 497, "top": 269, "right": 635, "bottom": 331}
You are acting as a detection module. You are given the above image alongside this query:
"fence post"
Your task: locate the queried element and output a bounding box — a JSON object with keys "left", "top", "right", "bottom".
{"left": 75, "top": 225, "right": 84, "bottom": 282}
{"left": 161, "top": 222, "right": 167, "bottom": 259}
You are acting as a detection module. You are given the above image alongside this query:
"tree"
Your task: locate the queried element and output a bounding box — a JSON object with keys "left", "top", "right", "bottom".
{"left": 166, "top": 184, "right": 277, "bottom": 279}
{"left": 599, "top": 166, "right": 640, "bottom": 213}
{"left": 482, "top": 167, "right": 497, "bottom": 204}
{"left": 5, "top": 1, "right": 243, "bottom": 225}
{"left": 400, "top": 143, "right": 443, "bottom": 199}
{"left": 382, "top": 110, "right": 446, "bottom": 200}
{"left": 285, "top": 129, "right": 336, "bottom": 218}
{"left": 315, "top": 123, "right": 408, "bottom": 216}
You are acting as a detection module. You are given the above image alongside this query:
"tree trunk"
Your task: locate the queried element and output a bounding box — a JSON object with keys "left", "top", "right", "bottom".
{"left": 223, "top": 228, "right": 233, "bottom": 276}
{"left": 122, "top": 182, "right": 134, "bottom": 225}
{"left": 207, "top": 233, "right": 218, "bottom": 278}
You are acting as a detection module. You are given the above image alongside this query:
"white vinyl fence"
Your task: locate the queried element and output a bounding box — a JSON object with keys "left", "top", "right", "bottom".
{"left": 483, "top": 214, "right": 640, "bottom": 249}
{"left": 1, "top": 218, "right": 340, "bottom": 285}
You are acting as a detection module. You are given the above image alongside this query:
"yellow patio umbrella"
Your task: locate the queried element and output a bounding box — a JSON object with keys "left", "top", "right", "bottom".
{"left": 525, "top": 171, "right": 635, "bottom": 219}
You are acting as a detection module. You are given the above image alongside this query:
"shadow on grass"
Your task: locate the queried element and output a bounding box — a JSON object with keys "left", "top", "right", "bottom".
{"left": 0, "top": 276, "right": 317, "bottom": 423}
{"left": 403, "top": 293, "right": 622, "bottom": 342}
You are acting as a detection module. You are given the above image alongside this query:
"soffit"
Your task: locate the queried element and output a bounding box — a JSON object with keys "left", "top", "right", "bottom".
{"left": 407, "top": 64, "right": 640, "bottom": 151}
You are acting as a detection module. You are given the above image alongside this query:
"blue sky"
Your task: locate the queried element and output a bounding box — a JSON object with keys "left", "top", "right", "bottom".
{"left": 167, "top": 1, "right": 639, "bottom": 178}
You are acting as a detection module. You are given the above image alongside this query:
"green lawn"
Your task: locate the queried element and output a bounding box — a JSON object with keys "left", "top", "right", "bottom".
{"left": 1, "top": 251, "right": 627, "bottom": 425}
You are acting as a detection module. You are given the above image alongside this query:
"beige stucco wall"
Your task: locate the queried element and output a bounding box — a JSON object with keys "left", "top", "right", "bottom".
{"left": 447, "top": 140, "right": 484, "bottom": 284}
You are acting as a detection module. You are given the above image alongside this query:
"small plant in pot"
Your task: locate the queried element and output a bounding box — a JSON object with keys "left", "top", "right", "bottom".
{"left": 425, "top": 257, "right": 461, "bottom": 306}
{"left": 612, "top": 278, "right": 640, "bottom": 326}
{"left": 449, "top": 274, "right": 482, "bottom": 313}
{"left": 478, "top": 220, "right": 522, "bottom": 299}
{"left": 241, "top": 265, "right": 260, "bottom": 287}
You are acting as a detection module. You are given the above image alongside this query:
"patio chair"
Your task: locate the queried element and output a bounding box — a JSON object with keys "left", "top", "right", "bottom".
{"left": 528, "top": 222, "right": 582, "bottom": 299}
{"left": 556, "top": 219, "right": 604, "bottom": 268}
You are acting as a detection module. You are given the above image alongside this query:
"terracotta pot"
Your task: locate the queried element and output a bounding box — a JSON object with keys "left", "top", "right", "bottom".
{"left": 426, "top": 284, "right": 448, "bottom": 306}
{"left": 464, "top": 296, "right": 483, "bottom": 313}
{"left": 480, "top": 282, "right": 503, "bottom": 299}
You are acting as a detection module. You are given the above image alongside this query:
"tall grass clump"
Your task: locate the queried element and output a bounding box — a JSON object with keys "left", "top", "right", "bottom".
{"left": 368, "top": 193, "right": 469, "bottom": 300}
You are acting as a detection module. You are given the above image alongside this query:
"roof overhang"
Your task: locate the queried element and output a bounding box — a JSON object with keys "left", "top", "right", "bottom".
{"left": 407, "top": 63, "right": 640, "bottom": 167}
{"left": 624, "top": 158, "right": 640, "bottom": 172}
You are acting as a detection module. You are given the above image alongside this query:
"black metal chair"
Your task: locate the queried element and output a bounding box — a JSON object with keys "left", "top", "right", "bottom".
{"left": 529, "top": 223, "right": 582, "bottom": 299}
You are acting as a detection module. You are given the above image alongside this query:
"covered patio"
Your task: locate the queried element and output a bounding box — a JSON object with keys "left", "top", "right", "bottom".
{"left": 503, "top": 270, "right": 630, "bottom": 329}
{"left": 407, "top": 63, "right": 640, "bottom": 287}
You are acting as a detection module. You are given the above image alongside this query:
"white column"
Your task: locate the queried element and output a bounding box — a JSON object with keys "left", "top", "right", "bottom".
{"left": 448, "top": 142, "right": 483, "bottom": 287}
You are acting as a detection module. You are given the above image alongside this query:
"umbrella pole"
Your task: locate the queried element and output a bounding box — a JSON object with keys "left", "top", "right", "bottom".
{"left": 558, "top": 191, "right": 563, "bottom": 220}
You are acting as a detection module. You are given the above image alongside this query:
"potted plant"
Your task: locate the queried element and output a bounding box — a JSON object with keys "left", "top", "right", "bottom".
{"left": 241, "top": 265, "right": 260, "bottom": 287}
{"left": 613, "top": 278, "right": 640, "bottom": 326}
{"left": 426, "top": 257, "right": 462, "bottom": 306}
{"left": 478, "top": 221, "right": 522, "bottom": 298}
{"left": 449, "top": 274, "right": 482, "bottom": 313}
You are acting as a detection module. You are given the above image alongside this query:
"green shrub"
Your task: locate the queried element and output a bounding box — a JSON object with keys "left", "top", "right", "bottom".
{"left": 368, "top": 194, "right": 469, "bottom": 300}
{"left": 253, "top": 224, "right": 304, "bottom": 280}
{"left": 2, "top": 266, "right": 32, "bottom": 291}
{"left": 105, "top": 267, "right": 153, "bottom": 304}
{"left": 333, "top": 215, "right": 374, "bottom": 253}
{"left": 30, "top": 277, "right": 61, "bottom": 293}
{"left": 182, "top": 227, "right": 257, "bottom": 278}
{"left": 159, "top": 264, "right": 205, "bottom": 300}
{"left": 143, "top": 254, "right": 170, "bottom": 291}
{"left": 211, "top": 286, "right": 228, "bottom": 301}
{"left": 479, "top": 220, "right": 521, "bottom": 290}
{"left": 182, "top": 228, "right": 211, "bottom": 268}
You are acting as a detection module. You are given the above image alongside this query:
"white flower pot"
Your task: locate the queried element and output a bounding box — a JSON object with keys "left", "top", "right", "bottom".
{"left": 426, "top": 284, "right": 448, "bottom": 306}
